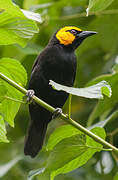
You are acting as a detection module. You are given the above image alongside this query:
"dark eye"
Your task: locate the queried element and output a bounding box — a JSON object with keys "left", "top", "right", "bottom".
{"left": 70, "top": 29, "right": 77, "bottom": 35}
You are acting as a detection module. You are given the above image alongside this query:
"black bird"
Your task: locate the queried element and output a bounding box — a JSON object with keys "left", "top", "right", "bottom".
{"left": 24, "top": 26, "right": 96, "bottom": 158}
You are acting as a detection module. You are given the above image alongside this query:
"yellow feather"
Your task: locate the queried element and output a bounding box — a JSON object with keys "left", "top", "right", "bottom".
{"left": 56, "top": 26, "right": 82, "bottom": 45}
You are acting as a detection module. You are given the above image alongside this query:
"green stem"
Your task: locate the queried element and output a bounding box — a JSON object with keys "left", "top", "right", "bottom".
{"left": 0, "top": 72, "right": 118, "bottom": 154}
{"left": 86, "top": 146, "right": 112, "bottom": 152}
{"left": 4, "top": 96, "right": 25, "bottom": 104}
{"left": 68, "top": 94, "right": 72, "bottom": 119}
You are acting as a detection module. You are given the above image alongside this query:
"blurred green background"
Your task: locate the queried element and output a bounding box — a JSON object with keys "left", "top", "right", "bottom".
{"left": 0, "top": 0, "right": 118, "bottom": 179}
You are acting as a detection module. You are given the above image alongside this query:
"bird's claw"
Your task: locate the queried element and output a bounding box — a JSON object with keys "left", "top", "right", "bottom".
{"left": 52, "top": 108, "right": 62, "bottom": 119}
{"left": 26, "top": 90, "right": 35, "bottom": 103}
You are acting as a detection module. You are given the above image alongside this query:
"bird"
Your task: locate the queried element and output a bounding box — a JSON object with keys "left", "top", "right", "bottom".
{"left": 24, "top": 26, "right": 96, "bottom": 158}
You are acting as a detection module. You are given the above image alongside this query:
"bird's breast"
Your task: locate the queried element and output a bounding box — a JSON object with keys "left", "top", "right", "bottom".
{"left": 41, "top": 48, "right": 77, "bottom": 86}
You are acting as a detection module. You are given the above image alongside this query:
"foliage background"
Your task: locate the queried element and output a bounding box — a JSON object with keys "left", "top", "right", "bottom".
{"left": 0, "top": 0, "right": 118, "bottom": 180}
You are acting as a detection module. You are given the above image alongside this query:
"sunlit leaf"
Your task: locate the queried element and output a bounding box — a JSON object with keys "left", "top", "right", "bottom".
{"left": 46, "top": 127, "right": 106, "bottom": 180}
{"left": 0, "top": 83, "right": 7, "bottom": 102}
{"left": 47, "top": 125, "right": 81, "bottom": 151}
{"left": 0, "top": 0, "right": 39, "bottom": 46}
{"left": 46, "top": 134, "right": 87, "bottom": 171}
{"left": 0, "top": 58, "right": 27, "bottom": 126}
{"left": 101, "top": 86, "right": 111, "bottom": 97}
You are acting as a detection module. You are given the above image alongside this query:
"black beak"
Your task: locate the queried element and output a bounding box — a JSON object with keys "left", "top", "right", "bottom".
{"left": 77, "top": 31, "right": 97, "bottom": 39}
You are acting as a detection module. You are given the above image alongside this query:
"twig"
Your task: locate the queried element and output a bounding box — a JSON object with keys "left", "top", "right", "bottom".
{"left": 55, "top": 9, "right": 118, "bottom": 20}
{"left": 0, "top": 72, "right": 118, "bottom": 154}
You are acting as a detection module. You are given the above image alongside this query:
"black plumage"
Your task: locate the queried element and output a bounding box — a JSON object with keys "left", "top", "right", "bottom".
{"left": 24, "top": 27, "right": 96, "bottom": 157}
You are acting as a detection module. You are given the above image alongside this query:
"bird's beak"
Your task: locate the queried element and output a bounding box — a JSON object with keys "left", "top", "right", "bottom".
{"left": 77, "top": 31, "right": 97, "bottom": 39}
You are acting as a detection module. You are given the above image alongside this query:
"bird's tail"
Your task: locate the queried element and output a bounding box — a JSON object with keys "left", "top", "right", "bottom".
{"left": 24, "top": 120, "right": 48, "bottom": 158}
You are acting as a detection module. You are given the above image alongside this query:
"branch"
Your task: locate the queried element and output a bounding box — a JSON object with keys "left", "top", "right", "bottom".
{"left": 57, "top": 9, "right": 118, "bottom": 20}
{"left": 0, "top": 72, "right": 118, "bottom": 154}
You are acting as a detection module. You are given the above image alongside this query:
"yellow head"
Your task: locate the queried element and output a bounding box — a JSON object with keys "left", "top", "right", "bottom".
{"left": 56, "top": 26, "right": 82, "bottom": 45}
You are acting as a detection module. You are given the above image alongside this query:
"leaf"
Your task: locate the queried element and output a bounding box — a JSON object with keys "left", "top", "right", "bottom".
{"left": 47, "top": 125, "right": 81, "bottom": 151}
{"left": 0, "top": 58, "right": 27, "bottom": 126}
{"left": 51, "top": 128, "right": 105, "bottom": 180}
{"left": 0, "top": 83, "right": 7, "bottom": 102}
{"left": 49, "top": 80, "right": 112, "bottom": 99}
{"left": 87, "top": 128, "right": 106, "bottom": 147}
{"left": 86, "top": 0, "right": 115, "bottom": 16}
{"left": 46, "top": 134, "right": 87, "bottom": 171}
{"left": 87, "top": 72, "right": 118, "bottom": 126}
{"left": 50, "top": 127, "right": 106, "bottom": 180}
{"left": 101, "top": 86, "right": 111, "bottom": 97}
{"left": 0, "top": 156, "right": 22, "bottom": 177}
{"left": 0, "top": 0, "right": 39, "bottom": 47}
{"left": 0, "top": 115, "right": 8, "bottom": 143}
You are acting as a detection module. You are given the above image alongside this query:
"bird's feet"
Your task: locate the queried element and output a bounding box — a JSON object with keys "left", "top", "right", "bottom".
{"left": 26, "top": 89, "right": 35, "bottom": 103}
{"left": 52, "top": 108, "right": 62, "bottom": 119}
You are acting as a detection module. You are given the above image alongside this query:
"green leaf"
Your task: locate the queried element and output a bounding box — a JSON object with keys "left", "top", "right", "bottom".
{"left": 46, "top": 134, "right": 87, "bottom": 171}
{"left": 0, "top": 115, "right": 9, "bottom": 143}
{"left": 49, "top": 80, "right": 112, "bottom": 99}
{"left": 0, "top": 0, "right": 39, "bottom": 47}
{"left": 48, "top": 127, "right": 106, "bottom": 180}
{"left": 87, "top": 127, "right": 106, "bottom": 147}
{"left": 86, "top": 0, "right": 115, "bottom": 16}
{"left": 0, "top": 58, "right": 27, "bottom": 126}
{"left": 0, "top": 83, "right": 7, "bottom": 102}
{"left": 101, "top": 85, "right": 111, "bottom": 97}
{"left": 47, "top": 125, "right": 81, "bottom": 151}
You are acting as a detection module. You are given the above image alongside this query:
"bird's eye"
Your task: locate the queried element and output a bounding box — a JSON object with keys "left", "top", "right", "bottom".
{"left": 70, "top": 29, "right": 77, "bottom": 35}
